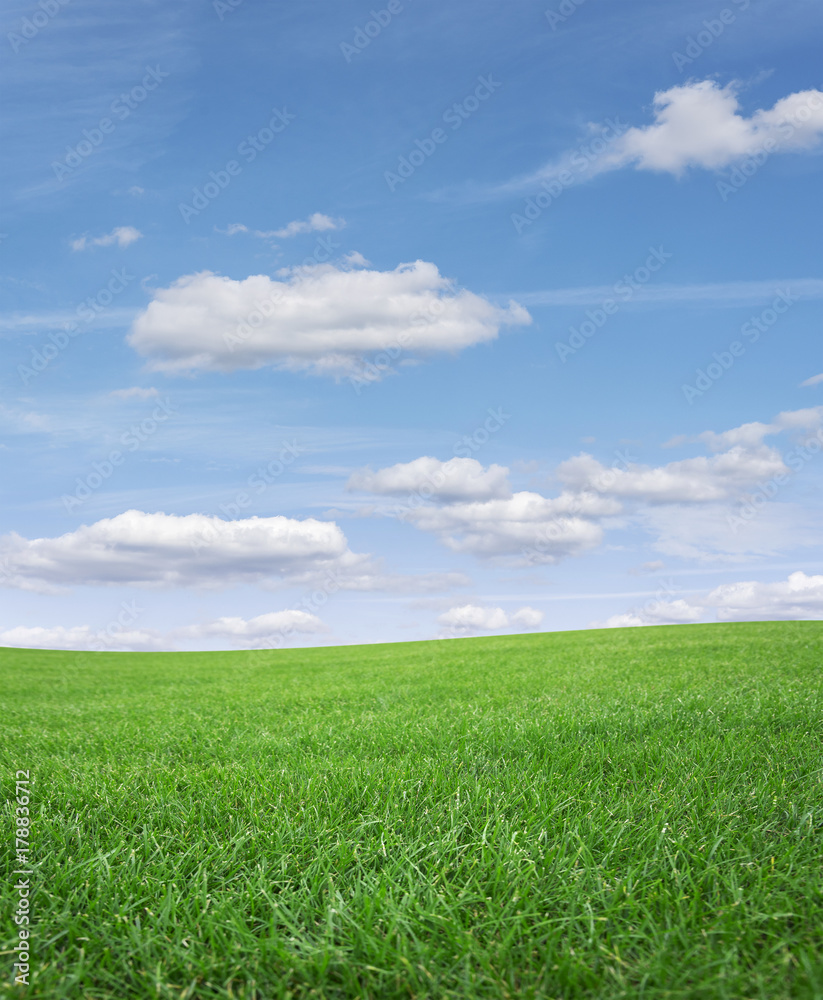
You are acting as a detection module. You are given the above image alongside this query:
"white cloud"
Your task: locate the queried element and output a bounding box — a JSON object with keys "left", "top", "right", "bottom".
{"left": 628, "top": 560, "right": 666, "bottom": 575}
{"left": 0, "top": 624, "right": 164, "bottom": 651}
{"left": 511, "top": 606, "right": 544, "bottom": 628}
{"left": 108, "top": 386, "right": 159, "bottom": 400}
{"left": 697, "top": 407, "right": 823, "bottom": 452}
{"left": 556, "top": 410, "right": 823, "bottom": 541}
{"left": 219, "top": 223, "right": 253, "bottom": 235}
{"left": 512, "top": 278, "right": 823, "bottom": 308}
{"left": 0, "top": 509, "right": 370, "bottom": 591}
{"left": 597, "top": 599, "right": 703, "bottom": 629}
{"left": 603, "top": 81, "right": 823, "bottom": 175}
{"left": 407, "top": 490, "right": 618, "bottom": 564}
{"left": 348, "top": 406, "right": 823, "bottom": 570}
{"left": 272, "top": 213, "right": 345, "bottom": 238}
{"left": 128, "top": 186, "right": 145, "bottom": 197}
{"left": 594, "top": 570, "right": 823, "bottom": 629}
{"left": 0, "top": 510, "right": 470, "bottom": 596}
{"left": 71, "top": 226, "right": 143, "bottom": 251}
{"left": 217, "top": 216, "right": 345, "bottom": 240}
{"left": 439, "top": 604, "right": 509, "bottom": 631}
{"left": 127, "top": 261, "right": 530, "bottom": 377}
{"left": 438, "top": 603, "right": 544, "bottom": 634}
{"left": 642, "top": 502, "right": 823, "bottom": 564}
{"left": 503, "top": 81, "right": 823, "bottom": 195}
{"left": 706, "top": 571, "right": 823, "bottom": 621}
{"left": 556, "top": 445, "right": 787, "bottom": 503}
{"left": 217, "top": 223, "right": 281, "bottom": 239}
{"left": 801, "top": 373, "right": 823, "bottom": 388}
{"left": 349, "top": 455, "right": 618, "bottom": 565}
{"left": 177, "top": 610, "right": 328, "bottom": 645}
{"left": 348, "top": 456, "right": 512, "bottom": 503}
{"left": 0, "top": 610, "right": 329, "bottom": 652}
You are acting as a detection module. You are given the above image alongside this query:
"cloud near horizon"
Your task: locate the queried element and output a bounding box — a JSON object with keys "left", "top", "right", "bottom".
{"left": 595, "top": 571, "right": 823, "bottom": 628}
{"left": 0, "top": 609, "right": 330, "bottom": 652}
{"left": 438, "top": 603, "right": 544, "bottom": 634}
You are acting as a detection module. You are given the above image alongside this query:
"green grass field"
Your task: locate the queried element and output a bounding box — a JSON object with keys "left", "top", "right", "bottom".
{"left": 1, "top": 621, "right": 822, "bottom": 999}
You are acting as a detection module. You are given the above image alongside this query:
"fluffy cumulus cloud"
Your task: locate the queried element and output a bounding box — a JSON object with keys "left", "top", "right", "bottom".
{"left": 348, "top": 405, "right": 823, "bottom": 567}
{"left": 71, "top": 226, "right": 142, "bottom": 251}
{"left": 0, "top": 509, "right": 370, "bottom": 591}
{"left": 127, "top": 260, "right": 530, "bottom": 377}
{"left": 348, "top": 455, "right": 620, "bottom": 565}
{"left": 604, "top": 81, "right": 823, "bottom": 175}
{"left": 438, "top": 603, "right": 544, "bottom": 634}
{"left": 348, "top": 456, "right": 512, "bottom": 503}
{"left": 509, "top": 81, "right": 823, "bottom": 195}
{"left": 408, "top": 491, "right": 618, "bottom": 564}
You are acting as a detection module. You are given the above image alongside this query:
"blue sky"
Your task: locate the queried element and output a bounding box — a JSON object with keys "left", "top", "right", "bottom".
{"left": 2, "top": 0, "right": 823, "bottom": 651}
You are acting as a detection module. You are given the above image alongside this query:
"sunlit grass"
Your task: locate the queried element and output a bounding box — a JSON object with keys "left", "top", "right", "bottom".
{"left": 1, "top": 621, "right": 822, "bottom": 998}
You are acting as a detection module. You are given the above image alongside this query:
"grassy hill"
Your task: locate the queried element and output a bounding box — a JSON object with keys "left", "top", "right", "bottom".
{"left": 1, "top": 621, "right": 822, "bottom": 999}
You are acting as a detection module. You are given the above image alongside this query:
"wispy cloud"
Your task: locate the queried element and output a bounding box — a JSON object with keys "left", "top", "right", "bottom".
{"left": 504, "top": 279, "right": 823, "bottom": 309}
{"left": 71, "top": 226, "right": 142, "bottom": 251}
{"left": 108, "top": 387, "right": 159, "bottom": 400}
{"left": 216, "top": 213, "right": 346, "bottom": 241}
{"left": 272, "top": 213, "right": 346, "bottom": 238}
